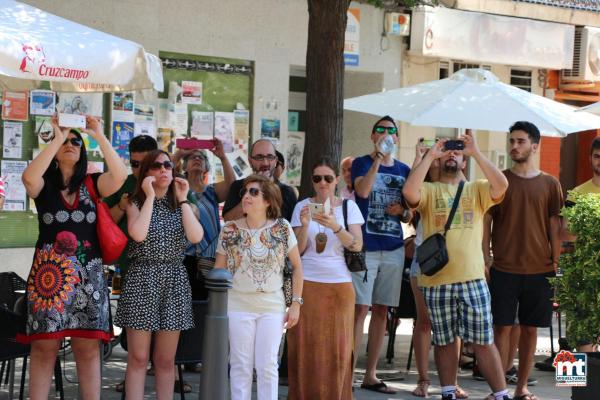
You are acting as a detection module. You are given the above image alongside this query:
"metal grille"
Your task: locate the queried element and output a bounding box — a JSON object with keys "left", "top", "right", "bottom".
{"left": 510, "top": 69, "right": 533, "bottom": 92}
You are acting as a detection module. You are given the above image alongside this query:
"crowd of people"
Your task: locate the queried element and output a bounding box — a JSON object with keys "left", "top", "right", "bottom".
{"left": 11, "top": 112, "right": 600, "bottom": 400}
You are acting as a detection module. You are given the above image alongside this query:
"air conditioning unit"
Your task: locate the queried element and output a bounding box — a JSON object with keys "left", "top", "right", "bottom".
{"left": 562, "top": 26, "right": 600, "bottom": 82}
{"left": 384, "top": 13, "right": 410, "bottom": 36}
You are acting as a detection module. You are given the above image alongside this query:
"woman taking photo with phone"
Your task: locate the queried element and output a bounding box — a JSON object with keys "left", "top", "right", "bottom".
{"left": 19, "top": 115, "right": 127, "bottom": 400}
{"left": 214, "top": 174, "right": 303, "bottom": 400}
{"left": 287, "top": 158, "right": 364, "bottom": 400}
{"left": 115, "top": 149, "right": 204, "bottom": 399}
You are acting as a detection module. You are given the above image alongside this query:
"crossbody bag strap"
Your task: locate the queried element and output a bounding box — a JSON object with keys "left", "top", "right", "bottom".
{"left": 443, "top": 181, "right": 465, "bottom": 236}
{"left": 342, "top": 199, "right": 349, "bottom": 230}
{"left": 83, "top": 175, "right": 98, "bottom": 203}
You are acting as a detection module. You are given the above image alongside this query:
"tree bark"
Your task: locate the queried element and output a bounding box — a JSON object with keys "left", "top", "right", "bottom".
{"left": 300, "top": 0, "right": 351, "bottom": 198}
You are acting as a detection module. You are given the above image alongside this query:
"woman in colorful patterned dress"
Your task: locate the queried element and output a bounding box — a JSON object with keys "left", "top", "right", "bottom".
{"left": 20, "top": 114, "right": 127, "bottom": 400}
{"left": 115, "top": 149, "right": 204, "bottom": 399}
{"left": 214, "top": 174, "right": 303, "bottom": 400}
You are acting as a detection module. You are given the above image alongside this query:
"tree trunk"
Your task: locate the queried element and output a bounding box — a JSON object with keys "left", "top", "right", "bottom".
{"left": 300, "top": 0, "right": 351, "bottom": 198}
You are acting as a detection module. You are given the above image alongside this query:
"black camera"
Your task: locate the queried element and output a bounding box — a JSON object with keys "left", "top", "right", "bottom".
{"left": 444, "top": 140, "right": 465, "bottom": 151}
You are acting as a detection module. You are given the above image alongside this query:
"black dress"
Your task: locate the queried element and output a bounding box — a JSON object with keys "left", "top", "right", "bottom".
{"left": 18, "top": 173, "right": 111, "bottom": 343}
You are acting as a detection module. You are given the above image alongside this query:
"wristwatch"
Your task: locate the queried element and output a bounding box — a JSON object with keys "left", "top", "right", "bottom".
{"left": 178, "top": 200, "right": 191, "bottom": 206}
{"left": 291, "top": 296, "right": 304, "bottom": 306}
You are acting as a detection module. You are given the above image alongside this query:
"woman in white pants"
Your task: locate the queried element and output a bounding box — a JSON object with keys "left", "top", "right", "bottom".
{"left": 214, "top": 174, "right": 303, "bottom": 400}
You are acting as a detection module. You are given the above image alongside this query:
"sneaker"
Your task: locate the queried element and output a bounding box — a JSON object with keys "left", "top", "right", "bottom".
{"left": 505, "top": 366, "right": 538, "bottom": 386}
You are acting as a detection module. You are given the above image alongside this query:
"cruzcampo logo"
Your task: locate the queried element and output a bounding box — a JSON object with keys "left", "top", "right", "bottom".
{"left": 19, "top": 42, "right": 90, "bottom": 80}
{"left": 553, "top": 350, "right": 587, "bottom": 387}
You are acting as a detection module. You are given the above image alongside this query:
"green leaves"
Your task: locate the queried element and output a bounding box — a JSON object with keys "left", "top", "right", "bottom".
{"left": 555, "top": 192, "right": 600, "bottom": 348}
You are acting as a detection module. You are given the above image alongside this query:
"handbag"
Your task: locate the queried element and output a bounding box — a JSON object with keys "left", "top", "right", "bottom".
{"left": 342, "top": 200, "right": 368, "bottom": 282}
{"left": 416, "top": 181, "right": 464, "bottom": 276}
{"left": 280, "top": 219, "right": 293, "bottom": 307}
{"left": 84, "top": 175, "right": 128, "bottom": 265}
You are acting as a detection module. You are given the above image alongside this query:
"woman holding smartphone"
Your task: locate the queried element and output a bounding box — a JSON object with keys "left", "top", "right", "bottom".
{"left": 287, "top": 158, "right": 364, "bottom": 400}
{"left": 115, "top": 149, "right": 204, "bottom": 399}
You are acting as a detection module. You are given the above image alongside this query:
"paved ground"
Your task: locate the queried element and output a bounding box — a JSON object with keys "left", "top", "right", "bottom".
{"left": 0, "top": 316, "right": 572, "bottom": 399}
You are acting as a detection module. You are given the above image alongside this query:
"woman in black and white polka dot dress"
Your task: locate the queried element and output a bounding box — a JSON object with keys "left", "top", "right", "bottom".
{"left": 115, "top": 150, "right": 204, "bottom": 399}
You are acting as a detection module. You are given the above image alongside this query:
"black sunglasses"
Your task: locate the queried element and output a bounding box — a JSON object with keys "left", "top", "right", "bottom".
{"left": 240, "top": 187, "right": 262, "bottom": 198}
{"left": 130, "top": 160, "right": 141, "bottom": 168}
{"left": 312, "top": 175, "right": 335, "bottom": 184}
{"left": 251, "top": 154, "right": 277, "bottom": 162}
{"left": 149, "top": 161, "right": 174, "bottom": 170}
{"left": 374, "top": 126, "right": 398, "bottom": 135}
{"left": 63, "top": 138, "right": 83, "bottom": 147}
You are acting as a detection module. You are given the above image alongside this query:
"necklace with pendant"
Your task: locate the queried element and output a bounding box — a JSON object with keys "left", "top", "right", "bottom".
{"left": 315, "top": 226, "right": 327, "bottom": 253}
{"left": 246, "top": 217, "right": 268, "bottom": 243}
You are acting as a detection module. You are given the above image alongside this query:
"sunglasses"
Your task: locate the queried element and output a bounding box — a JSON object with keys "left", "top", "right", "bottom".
{"left": 130, "top": 160, "right": 141, "bottom": 168}
{"left": 187, "top": 154, "right": 205, "bottom": 162}
{"left": 312, "top": 175, "right": 335, "bottom": 184}
{"left": 251, "top": 154, "right": 277, "bottom": 162}
{"left": 374, "top": 126, "right": 398, "bottom": 135}
{"left": 149, "top": 161, "right": 174, "bottom": 170}
{"left": 63, "top": 138, "right": 83, "bottom": 147}
{"left": 240, "top": 187, "right": 262, "bottom": 198}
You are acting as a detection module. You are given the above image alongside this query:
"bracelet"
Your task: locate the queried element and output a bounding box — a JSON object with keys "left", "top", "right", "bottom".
{"left": 333, "top": 225, "right": 343, "bottom": 234}
{"left": 178, "top": 200, "right": 191, "bottom": 206}
{"left": 375, "top": 151, "right": 384, "bottom": 159}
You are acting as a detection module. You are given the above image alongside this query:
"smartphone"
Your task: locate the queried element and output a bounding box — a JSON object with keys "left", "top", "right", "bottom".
{"left": 420, "top": 138, "right": 436, "bottom": 147}
{"left": 308, "top": 203, "right": 324, "bottom": 217}
{"left": 58, "top": 113, "right": 86, "bottom": 129}
{"left": 176, "top": 138, "right": 215, "bottom": 150}
{"left": 444, "top": 140, "right": 465, "bottom": 151}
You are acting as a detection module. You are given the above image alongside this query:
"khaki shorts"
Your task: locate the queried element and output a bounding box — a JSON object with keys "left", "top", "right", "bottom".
{"left": 352, "top": 247, "right": 404, "bottom": 307}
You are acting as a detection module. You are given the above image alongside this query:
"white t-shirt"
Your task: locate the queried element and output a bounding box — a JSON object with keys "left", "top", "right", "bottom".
{"left": 291, "top": 198, "right": 364, "bottom": 283}
{"left": 216, "top": 218, "right": 297, "bottom": 313}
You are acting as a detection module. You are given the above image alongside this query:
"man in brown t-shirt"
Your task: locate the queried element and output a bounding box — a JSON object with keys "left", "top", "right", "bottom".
{"left": 484, "top": 121, "right": 563, "bottom": 400}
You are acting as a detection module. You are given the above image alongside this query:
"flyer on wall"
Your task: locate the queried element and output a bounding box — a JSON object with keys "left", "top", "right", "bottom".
{"left": 112, "top": 92, "right": 135, "bottom": 122}
{"left": 57, "top": 92, "right": 103, "bottom": 117}
{"left": 2, "top": 91, "right": 29, "bottom": 121}
{"left": 214, "top": 112, "right": 235, "bottom": 152}
{"left": 2, "top": 121, "right": 23, "bottom": 159}
{"left": 234, "top": 109, "right": 250, "bottom": 142}
{"left": 190, "top": 111, "right": 214, "bottom": 139}
{"left": 182, "top": 81, "right": 203, "bottom": 104}
{"left": 30, "top": 90, "right": 56, "bottom": 116}
{"left": 286, "top": 131, "right": 305, "bottom": 186}
{"left": 0, "top": 160, "right": 28, "bottom": 211}
{"left": 35, "top": 116, "right": 54, "bottom": 149}
{"left": 227, "top": 149, "right": 251, "bottom": 178}
{"left": 260, "top": 118, "right": 280, "bottom": 141}
{"left": 111, "top": 121, "right": 134, "bottom": 164}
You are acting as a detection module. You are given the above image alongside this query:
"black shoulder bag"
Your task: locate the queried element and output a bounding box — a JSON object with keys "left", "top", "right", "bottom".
{"left": 416, "top": 181, "right": 464, "bottom": 277}
{"left": 342, "top": 200, "right": 368, "bottom": 282}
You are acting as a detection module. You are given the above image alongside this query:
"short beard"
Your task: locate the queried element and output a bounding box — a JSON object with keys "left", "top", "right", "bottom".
{"left": 510, "top": 149, "right": 531, "bottom": 164}
{"left": 443, "top": 162, "right": 458, "bottom": 174}
{"left": 593, "top": 165, "right": 600, "bottom": 177}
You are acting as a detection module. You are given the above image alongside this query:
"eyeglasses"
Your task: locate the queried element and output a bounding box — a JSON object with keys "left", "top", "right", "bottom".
{"left": 149, "top": 161, "right": 174, "bottom": 170}
{"left": 63, "top": 138, "right": 83, "bottom": 147}
{"left": 374, "top": 126, "right": 398, "bottom": 135}
{"left": 312, "top": 175, "right": 335, "bottom": 184}
{"left": 240, "top": 187, "right": 262, "bottom": 198}
{"left": 251, "top": 154, "right": 277, "bottom": 162}
{"left": 187, "top": 154, "right": 205, "bottom": 162}
{"left": 130, "top": 160, "right": 141, "bottom": 168}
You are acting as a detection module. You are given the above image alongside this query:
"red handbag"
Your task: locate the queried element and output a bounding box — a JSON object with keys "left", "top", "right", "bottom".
{"left": 84, "top": 175, "right": 128, "bottom": 264}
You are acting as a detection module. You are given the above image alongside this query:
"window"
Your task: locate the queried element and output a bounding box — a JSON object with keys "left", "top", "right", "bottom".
{"left": 510, "top": 69, "right": 532, "bottom": 92}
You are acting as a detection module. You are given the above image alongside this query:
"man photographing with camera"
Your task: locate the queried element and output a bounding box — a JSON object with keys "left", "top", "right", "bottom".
{"left": 403, "top": 130, "right": 510, "bottom": 400}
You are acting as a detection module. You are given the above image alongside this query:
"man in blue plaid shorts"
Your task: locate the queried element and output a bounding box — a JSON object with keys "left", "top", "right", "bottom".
{"left": 403, "top": 130, "right": 512, "bottom": 400}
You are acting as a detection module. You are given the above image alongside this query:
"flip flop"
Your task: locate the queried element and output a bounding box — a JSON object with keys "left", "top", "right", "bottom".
{"left": 455, "top": 384, "right": 469, "bottom": 399}
{"left": 361, "top": 381, "right": 397, "bottom": 394}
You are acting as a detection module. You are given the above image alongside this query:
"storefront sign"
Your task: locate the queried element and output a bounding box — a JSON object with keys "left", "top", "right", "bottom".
{"left": 344, "top": 8, "right": 360, "bottom": 66}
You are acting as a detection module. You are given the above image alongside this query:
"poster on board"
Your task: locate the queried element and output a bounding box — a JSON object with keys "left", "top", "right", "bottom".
{"left": 57, "top": 92, "right": 103, "bottom": 117}
{"left": 286, "top": 131, "right": 305, "bottom": 186}
{"left": 214, "top": 112, "right": 234, "bottom": 153}
{"left": 260, "top": 118, "right": 280, "bottom": 141}
{"left": 2, "top": 91, "right": 29, "bottom": 121}
{"left": 30, "top": 90, "right": 56, "bottom": 116}
{"left": 1, "top": 160, "right": 27, "bottom": 211}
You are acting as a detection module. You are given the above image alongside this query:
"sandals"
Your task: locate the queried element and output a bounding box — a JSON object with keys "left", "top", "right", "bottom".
{"left": 174, "top": 380, "right": 192, "bottom": 393}
{"left": 412, "top": 379, "right": 430, "bottom": 397}
{"left": 455, "top": 384, "right": 468, "bottom": 399}
{"left": 360, "top": 381, "right": 398, "bottom": 394}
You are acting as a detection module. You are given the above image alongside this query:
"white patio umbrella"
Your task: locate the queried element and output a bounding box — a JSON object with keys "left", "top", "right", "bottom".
{"left": 344, "top": 69, "right": 600, "bottom": 137}
{"left": 0, "top": 0, "right": 163, "bottom": 92}
{"left": 577, "top": 101, "right": 600, "bottom": 115}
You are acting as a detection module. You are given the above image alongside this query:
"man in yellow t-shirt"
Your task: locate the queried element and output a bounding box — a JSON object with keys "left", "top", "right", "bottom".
{"left": 403, "top": 130, "right": 510, "bottom": 400}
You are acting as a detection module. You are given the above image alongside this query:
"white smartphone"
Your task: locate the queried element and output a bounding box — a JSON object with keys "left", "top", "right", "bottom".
{"left": 58, "top": 112, "right": 86, "bottom": 128}
{"left": 308, "top": 203, "right": 324, "bottom": 217}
